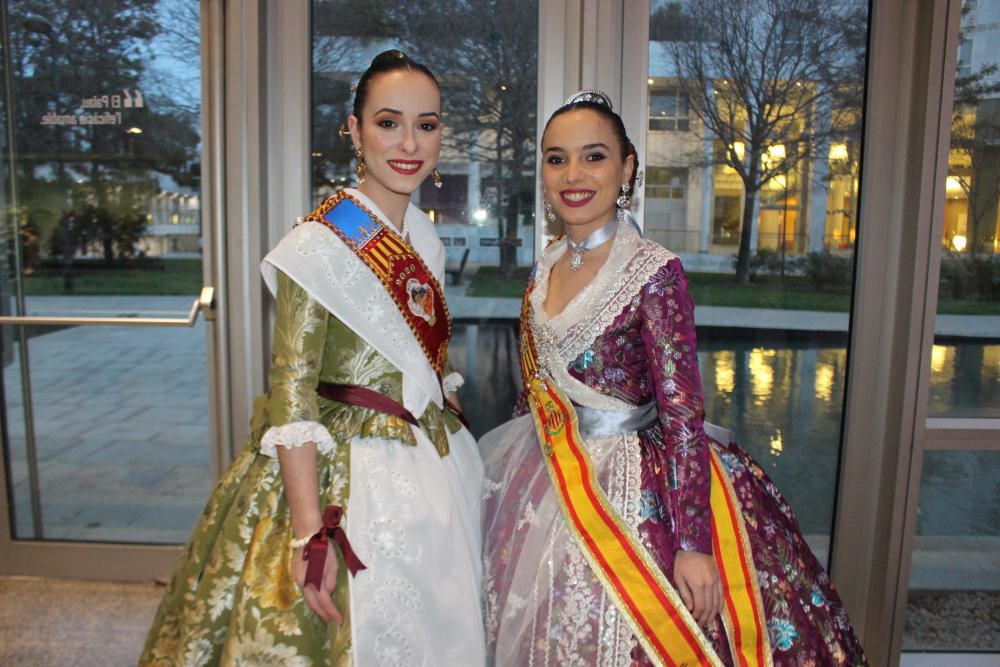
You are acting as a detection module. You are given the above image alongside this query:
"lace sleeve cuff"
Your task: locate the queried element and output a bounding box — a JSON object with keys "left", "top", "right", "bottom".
{"left": 260, "top": 421, "right": 336, "bottom": 458}
{"left": 443, "top": 371, "right": 465, "bottom": 394}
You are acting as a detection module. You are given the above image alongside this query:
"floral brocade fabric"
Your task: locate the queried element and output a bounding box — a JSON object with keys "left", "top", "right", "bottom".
{"left": 597, "top": 259, "right": 865, "bottom": 664}
{"left": 484, "top": 220, "right": 866, "bottom": 666}
{"left": 140, "top": 272, "right": 460, "bottom": 666}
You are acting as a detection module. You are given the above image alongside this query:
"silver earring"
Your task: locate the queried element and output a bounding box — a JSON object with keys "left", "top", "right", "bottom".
{"left": 543, "top": 197, "right": 556, "bottom": 223}
{"left": 616, "top": 183, "right": 631, "bottom": 209}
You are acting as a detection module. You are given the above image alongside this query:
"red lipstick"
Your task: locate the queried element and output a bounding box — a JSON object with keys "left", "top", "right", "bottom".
{"left": 388, "top": 159, "right": 424, "bottom": 175}
{"left": 560, "top": 189, "right": 596, "bottom": 207}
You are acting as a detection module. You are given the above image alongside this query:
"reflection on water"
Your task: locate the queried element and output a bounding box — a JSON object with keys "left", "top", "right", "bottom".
{"left": 699, "top": 335, "right": 850, "bottom": 537}
{"left": 928, "top": 343, "right": 1000, "bottom": 418}
{"left": 449, "top": 323, "right": 999, "bottom": 537}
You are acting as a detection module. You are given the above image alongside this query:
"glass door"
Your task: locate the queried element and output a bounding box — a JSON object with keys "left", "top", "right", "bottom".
{"left": 0, "top": 0, "right": 217, "bottom": 554}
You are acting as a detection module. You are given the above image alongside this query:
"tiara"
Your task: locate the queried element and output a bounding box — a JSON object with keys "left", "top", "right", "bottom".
{"left": 564, "top": 89, "right": 614, "bottom": 110}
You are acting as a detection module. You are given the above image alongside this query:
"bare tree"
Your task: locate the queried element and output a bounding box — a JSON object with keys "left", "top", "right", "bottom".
{"left": 394, "top": 0, "right": 538, "bottom": 276}
{"left": 310, "top": 1, "right": 390, "bottom": 196}
{"left": 11, "top": 0, "right": 196, "bottom": 270}
{"left": 950, "top": 68, "right": 1000, "bottom": 257}
{"left": 662, "top": 0, "right": 866, "bottom": 283}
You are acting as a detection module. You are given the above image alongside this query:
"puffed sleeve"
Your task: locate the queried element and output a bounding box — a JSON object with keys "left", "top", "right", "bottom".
{"left": 639, "top": 257, "right": 712, "bottom": 555}
{"left": 259, "top": 270, "right": 335, "bottom": 457}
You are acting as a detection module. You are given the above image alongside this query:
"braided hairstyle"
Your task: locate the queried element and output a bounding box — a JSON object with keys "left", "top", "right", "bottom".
{"left": 543, "top": 100, "right": 639, "bottom": 206}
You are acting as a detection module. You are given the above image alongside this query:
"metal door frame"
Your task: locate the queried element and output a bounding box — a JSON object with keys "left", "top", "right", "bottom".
{"left": 0, "top": 0, "right": 230, "bottom": 580}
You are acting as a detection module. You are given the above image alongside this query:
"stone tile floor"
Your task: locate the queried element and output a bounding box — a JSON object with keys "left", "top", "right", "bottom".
{"left": 0, "top": 576, "right": 996, "bottom": 665}
{"left": 0, "top": 576, "right": 161, "bottom": 666}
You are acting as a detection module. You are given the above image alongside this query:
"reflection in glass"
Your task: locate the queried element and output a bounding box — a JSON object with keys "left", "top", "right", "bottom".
{"left": 1, "top": 0, "right": 209, "bottom": 543}
{"left": 5, "top": 324, "right": 211, "bottom": 542}
{"left": 903, "top": 451, "right": 999, "bottom": 651}
{"left": 456, "top": 326, "right": 994, "bottom": 565}
{"left": 931, "top": 1, "right": 1000, "bottom": 417}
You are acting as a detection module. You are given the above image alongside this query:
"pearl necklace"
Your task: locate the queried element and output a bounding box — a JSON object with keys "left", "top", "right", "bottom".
{"left": 566, "top": 217, "right": 618, "bottom": 271}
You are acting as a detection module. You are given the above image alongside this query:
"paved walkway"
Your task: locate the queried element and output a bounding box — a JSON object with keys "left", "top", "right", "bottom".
{"left": 444, "top": 284, "right": 1000, "bottom": 338}
{"left": 6, "top": 296, "right": 210, "bottom": 544}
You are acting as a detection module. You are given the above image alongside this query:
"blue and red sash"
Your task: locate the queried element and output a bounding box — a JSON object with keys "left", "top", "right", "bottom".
{"left": 305, "top": 191, "right": 451, "bottom": 380}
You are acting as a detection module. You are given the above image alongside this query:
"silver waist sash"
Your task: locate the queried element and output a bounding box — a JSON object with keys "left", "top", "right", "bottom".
{"left": 574, "top": 401, "right": 734, "bottom": 445}
{"left": 573, "top": 401, "right": 657, "bottom": 439}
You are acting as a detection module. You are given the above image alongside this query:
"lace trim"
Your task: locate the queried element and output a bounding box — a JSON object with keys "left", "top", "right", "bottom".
{"left": 260, "top": 420, "right": 335, "bottom": 458}
{"left": 559, "top": 240, "right": 674, "bottom": 364}
{"left": 529, "top": 220, "right": 639, "bottom": 340}
{"left": 293, "top": 222, "right": 425, "bottom": 367}
{"left": 600, "top": 432, "right": 642, "bottom": 665}
{"left": 529, "top": 300, "right": 635, "bottom": 411}
{"left": 529, "top": 221, "right": 675, "bottom": 369}
{"left": 352, "top": 438, "right": 426, "bottom": 665}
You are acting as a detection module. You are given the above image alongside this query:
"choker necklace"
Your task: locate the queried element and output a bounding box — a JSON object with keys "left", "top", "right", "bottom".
{"left": 566, "top": 217, "right": 618, "bottom": 271}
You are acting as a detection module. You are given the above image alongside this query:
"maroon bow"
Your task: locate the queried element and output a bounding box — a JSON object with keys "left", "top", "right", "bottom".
{"left": 302, "top": 505, "right": 366, "bottom": 589}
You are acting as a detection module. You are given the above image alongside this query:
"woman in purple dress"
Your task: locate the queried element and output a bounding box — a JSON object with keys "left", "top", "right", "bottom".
{"left": 480, "top": 90, "right": 867, "bottom": 667}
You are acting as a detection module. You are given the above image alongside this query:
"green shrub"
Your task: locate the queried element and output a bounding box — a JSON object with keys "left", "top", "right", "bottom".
{"left": 792, "top": 251, "right": 853, "bottom": 291}
{"left": 730, "top": 247, "right": 786, "bottom": 280}
{"left": 940, "top": 252, "right": 1000, "bottom": 301}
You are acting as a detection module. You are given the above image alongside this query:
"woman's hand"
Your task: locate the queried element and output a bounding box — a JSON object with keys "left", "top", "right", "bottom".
{"left": 674, "top": 549, "right": 723, "bottom": 627}
{"left": 292, "top": 540, "right": 342, "bottom": 623}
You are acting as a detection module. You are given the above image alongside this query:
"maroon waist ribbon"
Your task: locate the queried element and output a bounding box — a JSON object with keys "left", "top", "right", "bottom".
{"left": 317, "top": 381, "right": 471, "bottom": 431}
{"left": 316, "top": 382, "right": 419, "bottom": 425}
{"left": 302, "top": 505, "right": 366, "bottom": 589}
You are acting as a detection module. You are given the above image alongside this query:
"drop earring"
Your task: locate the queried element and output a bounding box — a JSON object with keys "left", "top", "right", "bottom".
{"left": 543, "top": 197, "right": 556, "bottom": 223}
{"left": 432, "top": 168, "right": 443, "bottom": 189}
{"left": 616, "top": 183, "right": 631, "bottom": 209}
{"left": 355, "top": 149, "right": 366, "bottom": 185}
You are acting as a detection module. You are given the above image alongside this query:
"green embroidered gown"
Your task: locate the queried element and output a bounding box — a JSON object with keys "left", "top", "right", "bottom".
{"left": 139, "top": 271, "right": 467, "bottom": 666}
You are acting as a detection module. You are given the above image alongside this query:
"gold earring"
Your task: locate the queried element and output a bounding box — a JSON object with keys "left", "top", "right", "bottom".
{"left": 355, "top": 149, "right": 366, "bottom": 185}
{"left": 432, "top": 168, "right": 442, "bottom": 189}
{"left": 338, "top": 125, "right": 350, "bottom": 139}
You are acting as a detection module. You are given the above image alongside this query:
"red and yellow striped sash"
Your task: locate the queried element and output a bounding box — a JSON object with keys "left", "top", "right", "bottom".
{"left": 709, "top": 452, "right": 772, "bottom": 666}
{"left": 519, "top": 286, "right": 770, "bottom": 666}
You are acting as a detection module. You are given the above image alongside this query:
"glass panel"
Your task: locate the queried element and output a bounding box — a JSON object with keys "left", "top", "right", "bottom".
{"left": 310, "top": 0, "right": 538, "bottom": 435}
{"left": 0, "top": 0, "right": 210, "bottom": 543}
{"left": 931, "top": 1, "right": 1000, "bottom": 418}
{"left": 647, "top": 0, "right": 871, "bottom": 563}
{"left": 903, "top": 450, "right": 999, "bottom": 652}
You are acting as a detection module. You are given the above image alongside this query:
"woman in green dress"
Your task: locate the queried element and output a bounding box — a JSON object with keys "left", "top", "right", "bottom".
{"left": 140, "top": 50, "right": 486, "bottom": 667}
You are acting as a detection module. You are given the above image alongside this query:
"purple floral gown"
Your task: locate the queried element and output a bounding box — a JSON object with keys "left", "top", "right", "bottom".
{"left": 480, "top": 219, "right": 867, "bottom": 666}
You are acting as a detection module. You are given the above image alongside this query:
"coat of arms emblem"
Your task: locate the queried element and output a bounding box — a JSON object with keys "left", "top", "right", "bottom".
{"left": 406, "top": 278, "right": 437, "bottom": 325}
